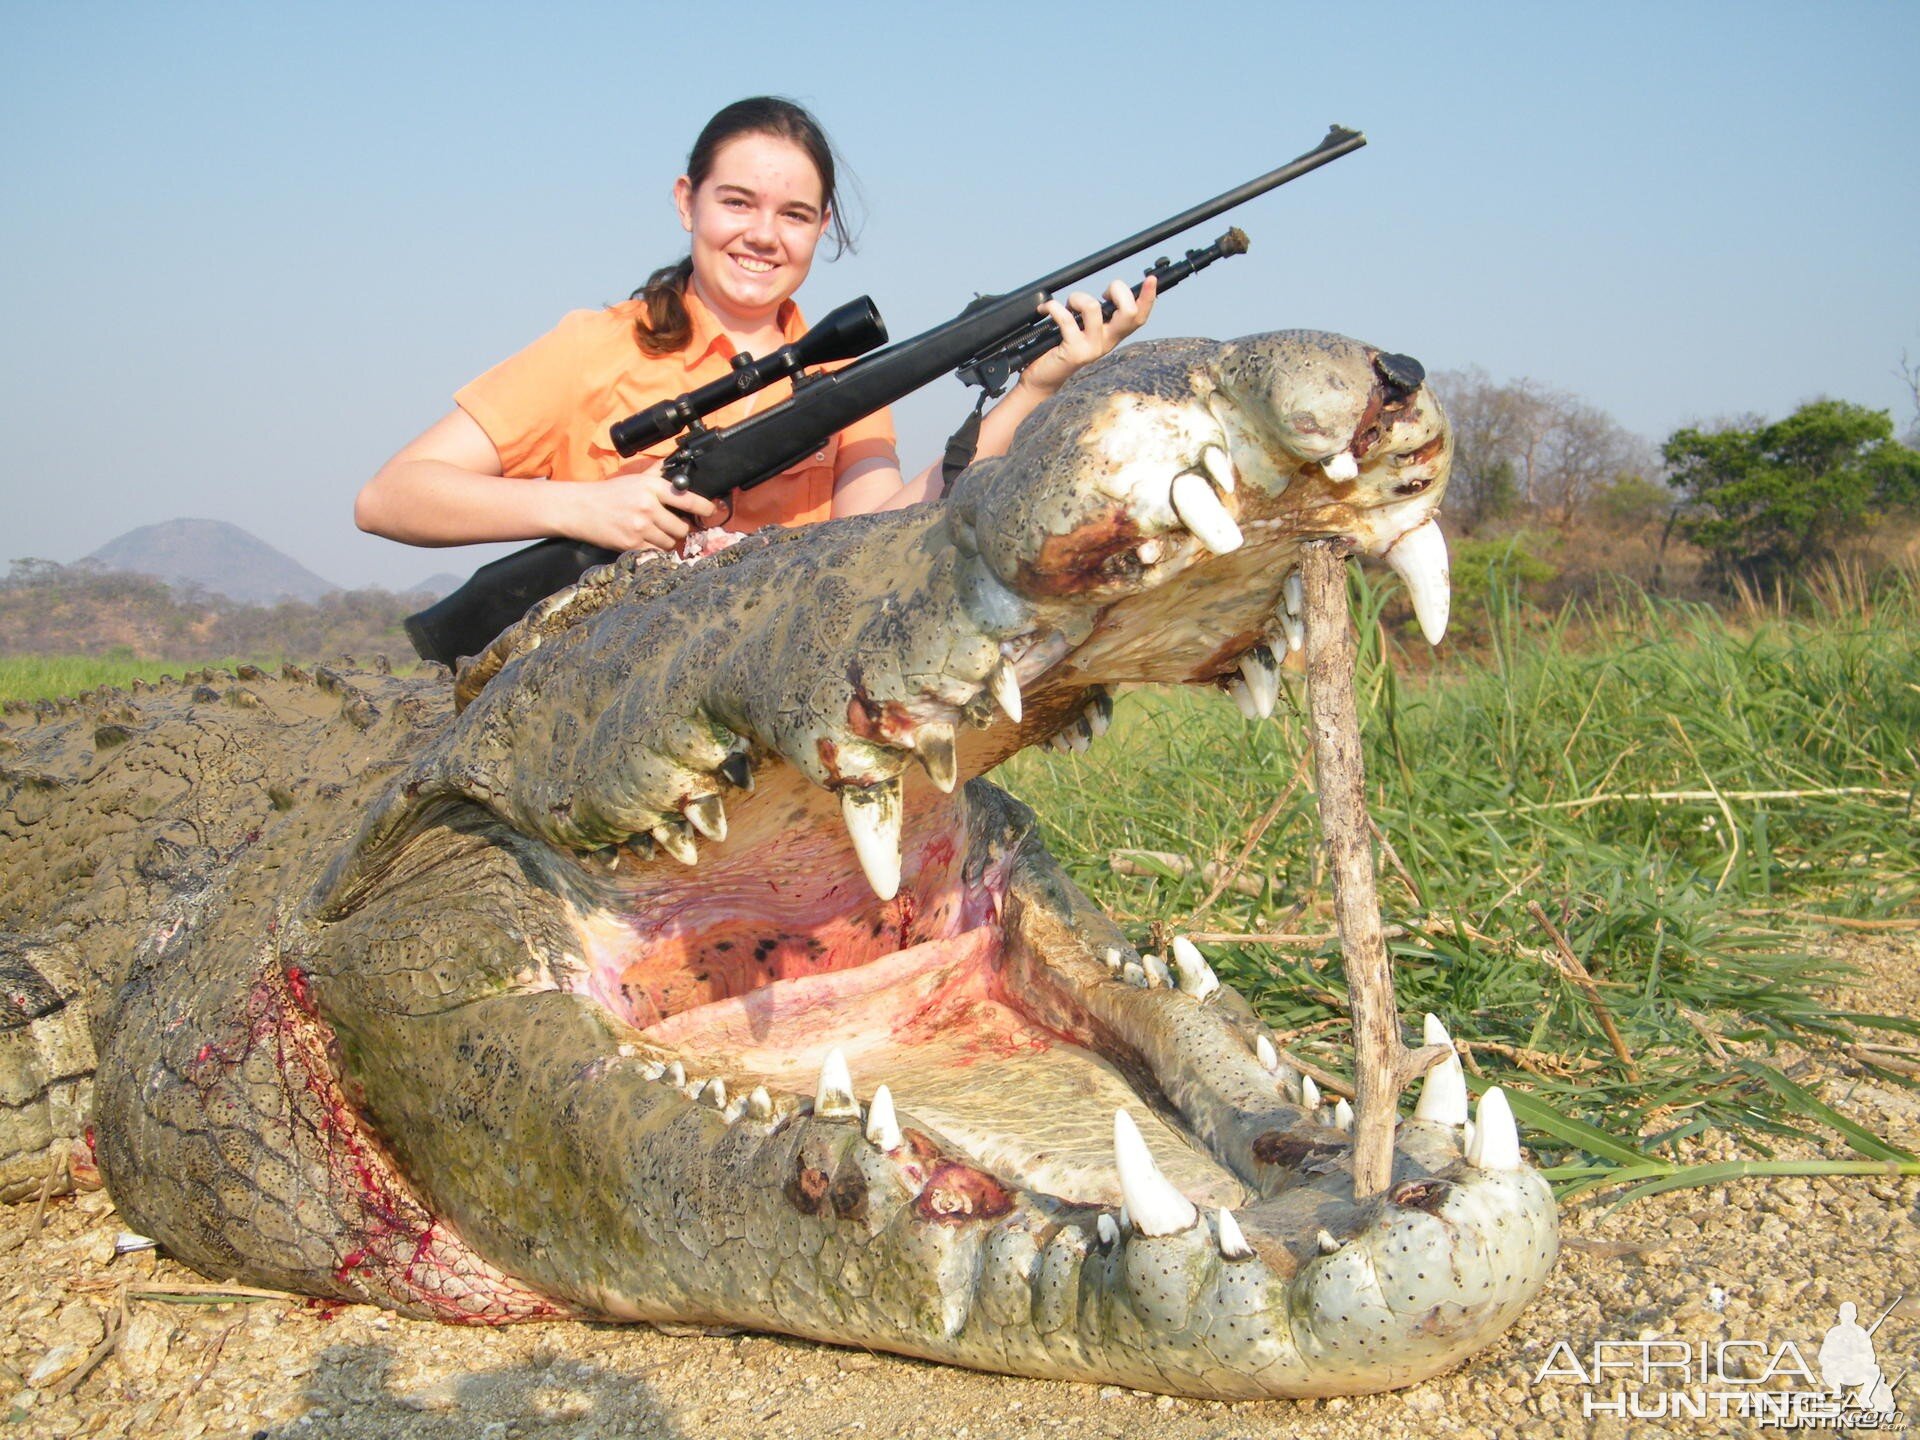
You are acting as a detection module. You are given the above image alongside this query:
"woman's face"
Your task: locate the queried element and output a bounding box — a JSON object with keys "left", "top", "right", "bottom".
{"left": 675, "top": 133, "right": 829, "bottom": 328}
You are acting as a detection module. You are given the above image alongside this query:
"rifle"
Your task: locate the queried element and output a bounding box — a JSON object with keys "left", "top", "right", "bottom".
{"left": 403, "top": 125, "right": 1366, "bottom": 668}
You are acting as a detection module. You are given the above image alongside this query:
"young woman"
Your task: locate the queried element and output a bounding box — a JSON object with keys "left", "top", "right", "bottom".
{"left": 355, "top": 97, "right": 1154, "bottom": 555}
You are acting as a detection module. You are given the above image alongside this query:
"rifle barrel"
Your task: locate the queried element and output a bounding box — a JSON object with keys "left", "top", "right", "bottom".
{"left": 1025, "top": 126, "right": 1362, "bottom": 298}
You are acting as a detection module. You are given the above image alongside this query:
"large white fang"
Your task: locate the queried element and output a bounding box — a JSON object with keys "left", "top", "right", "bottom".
{"left": 1301, "top": 1075, "right": 1321, "bottom": 1111}
{"left": 1097, "top": 1213, "right": 1120, "bottom": 1247}
{"left": 1465, "top": 1086, "right": 1521, "bottom": 1169}
{"left": 1256, "top": 1034, "right": 1280, "bottom": 1071}
{"left": 748, "top": 1086, "right": 774, "bottom": 1120}
{"left": 1333, "top": 1097, "right": 1354, "bottom": 1132}
{"left": 684, "top": 793, "right": 727, "bottom": 842}
{"left": 1170, "top": 471, "right": 1243, "bottom": 554}
{"left": 1382, "top": 518, "right": 1452, "bottom": 646}
{"left": 815, "top": 1048, "right": 859, "bottom": 1119}
{"left": 1226, "top": 677, "right": 1262, "bottom": 720}
{"left": 652, "top": 823, "right": 698, "bottom": 866}
{"left": 989, "top": 661, "right": 1024, "bottom": 723}
{"left": 914, "top": 721, "right": 958, "bottom": 794}
{"left": 1237, "top": 647, "right": 1280, "bottom": 719}
{"left": 1113, "top": 1109, "right": 1199, "bottom": 1236}
{"left": 1278, "top": 611, "right": 1304, "bottom": 653}
{"left": 865, "top": 1084, "right": 902, "bottom": 1151}
{"left": 1321, "top": 451, "right": 1359, "bottom": 481}
{"left": 1201, "top": 443, "right": 1236, "bottom": 494}
{"left": 841, "top": 779, "right": 903, "bottom": 902}
{"left": 1413, "top": 1013, "right": 1470, "bottom": 1126}
{"left": 1216, "top": 1207, "right": 1253, "bottom": 1260}
{"left": 1168, "top": 936, "right": 1220, "bottom": 1000}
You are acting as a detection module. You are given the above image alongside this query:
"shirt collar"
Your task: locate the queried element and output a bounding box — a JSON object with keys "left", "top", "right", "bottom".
{"left": 680, "top": 285, "right": 807, "bottom": 372}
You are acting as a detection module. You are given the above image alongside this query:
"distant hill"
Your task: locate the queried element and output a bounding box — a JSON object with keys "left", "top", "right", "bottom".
{"left": 411, "top": 572, "right": 466, "bottom": 600}
{"left": 84, "top": 519, "right": 342, "bottom": 605}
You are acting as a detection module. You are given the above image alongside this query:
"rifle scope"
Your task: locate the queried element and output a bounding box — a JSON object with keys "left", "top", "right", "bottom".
{"left": 609, "top": 296, "right": 888, "bottom": 457}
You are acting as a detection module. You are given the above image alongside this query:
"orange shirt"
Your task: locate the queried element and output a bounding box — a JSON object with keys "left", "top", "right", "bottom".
{"left": 454, "top": 289, "right": 898, "bottom": 534}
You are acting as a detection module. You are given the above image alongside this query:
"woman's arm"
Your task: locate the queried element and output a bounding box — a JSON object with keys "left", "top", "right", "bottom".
{"left": 356, "top": 409, "right": 717, "bottom": 552}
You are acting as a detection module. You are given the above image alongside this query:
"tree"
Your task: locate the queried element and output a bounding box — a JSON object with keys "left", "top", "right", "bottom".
{"left": 1432, "top": 368, "right": 1655, "bottom": 531}
{"left": 1664, "top": 400, "right": 1920, "bottom": 588}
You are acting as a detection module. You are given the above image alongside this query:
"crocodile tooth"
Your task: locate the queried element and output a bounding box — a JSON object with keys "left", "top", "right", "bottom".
{"left": 1382, "top": 518, "right": 1452, "bottom": 646}
{"left": 1168, "top": 936, "right": 1220, "bottom": 1000}
{"left": 642, "top": 1062, "right": 667, "bottom": 1081}
{"left": 1137, "top": 537, "right": 1167, "bottom": 566}
{"left": 1113, "top": 1109, "right": 1198, "bottom": 1237}
{"left": 1413, "top": 1014, "right": 1470, "bottom": 1126}
{"left": 1301, "top": 1075, "right": 1321, "bottom": 1111}
{"left": 1216, "top": 1207, "right": 1253, "bottom": 1260}
{"left": 865, "top": 1084, "right": 902, "bottom": 1151}
{"left": 989, "top": 661, "right": 1023, "bottom": 724}
{"left": 1121, "top": 961, "right": 1146, "bottom": 987}
{"left": 1333, "top": 1098, "right": 1354, "bottom": 1132}
{"left": 1237, "top": 645, "right": 1280, "bottom": 719}
{"left": 1064, "top": 719, "right": 1092, "bottom": 754}
{"left": 722, "top": 1096, "right": 747, "bottom": 1123}
{"left": 1317, "top": 1229, "right": 1343, "bottom": 1254}
{"left": 914, "top": 721, "right": 958, "bottom": 794}
{"left": 1201, "top": 442, "right": 1237, "bottom": 494}
{"left": 1284, "top": 570, "right": 1305, "bottom": 618}
{"left": 701, "top": 1077, "right": 728, "bottom": 1110}
{"left": 1279, "top": 611, "right": 1304, "bottom": 653}
{"left": 815, "top": 1048, "right": 859, "bottom": 1119}
{"left": 1463, "top": 1119, "right": 1477, "bottom": 1151}
{"left": 1466, "top": 1086, "right": 1521, "bottom": 1170}
{"left": 1102, "top": 946, "right": 1123, "bottom": 971}
{"left": 1170, "top": 471, "right": 1243, "bottom": 555}
{"left": 664, "top": 1061, "right": 686, "bottom": 1088}
{"left": 1226, "top": 677, "right": 1261, "bottom": 720}
{"left": 651, "top": 822, "right": 698, "bottom": 866}
{"left": 747, "top": 1086, "right": 774, "bottom": 1120}
{"left": 684, "top": 793, "right": 727, "bottom": 842}
{"left": 1143, "top": 954, "right": 1172, "bottom": 988}
{"left": 1096, "top": 1213, "right": 1120, "bottom": 1247}
{"left": 840, "top": 778, "right": 903, "bottom": 902}
{"left": 717, "top": 750, "right": 754, "bottom": 792}
{"left": 598, "top": 847, "right": 621, "bottom": 871}
{"left": 1083, "top": 689, "right": 1113, "bottom": 737}
{"left": 1255, "top": 1034, "right": 1280, "bottom": 1071}
{"left": 1321, "top": 451, "right": 1359, "bottom": 481}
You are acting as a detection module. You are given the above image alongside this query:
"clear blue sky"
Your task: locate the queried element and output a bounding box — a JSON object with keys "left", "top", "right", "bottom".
{"left": 4, "top": 1, "right": 1916, "bottom": 589}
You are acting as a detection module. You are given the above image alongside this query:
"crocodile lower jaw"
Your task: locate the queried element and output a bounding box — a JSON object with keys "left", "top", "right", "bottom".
{"left": 543, "top": 782, "right": 1557, "bottom": 1397}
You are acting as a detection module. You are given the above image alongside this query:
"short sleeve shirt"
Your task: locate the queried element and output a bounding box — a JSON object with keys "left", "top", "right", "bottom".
{"left": 453, "top": 289, "right": 898, "bottom": 534}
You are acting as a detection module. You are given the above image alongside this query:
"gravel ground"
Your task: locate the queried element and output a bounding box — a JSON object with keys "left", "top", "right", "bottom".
{"left": 4, "top": 935, "right": 1916, "bottom": 1440}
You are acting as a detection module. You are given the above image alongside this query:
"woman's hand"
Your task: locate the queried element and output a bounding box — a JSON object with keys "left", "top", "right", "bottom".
{"left": 561, "top": 458, "right": 721, "bottom": 553}
{"left": 1016, "top": 274, "right": 1158, "bottom": 399}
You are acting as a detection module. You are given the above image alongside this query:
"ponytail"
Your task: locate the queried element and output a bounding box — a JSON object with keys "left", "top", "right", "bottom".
{"left": 631, "top": 257, "right": 695, "bottom": 356}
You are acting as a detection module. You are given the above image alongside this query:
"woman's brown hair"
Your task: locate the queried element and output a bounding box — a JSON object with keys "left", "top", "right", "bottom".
{"left": 632, "top": 97, "right": 854, "bottom": 356}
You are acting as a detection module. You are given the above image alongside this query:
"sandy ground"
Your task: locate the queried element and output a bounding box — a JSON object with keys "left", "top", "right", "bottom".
{"left": 4, "top": 935, "right": 1916, "bottom": 1440}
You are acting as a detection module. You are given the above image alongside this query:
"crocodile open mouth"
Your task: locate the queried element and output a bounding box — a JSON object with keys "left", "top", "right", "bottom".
{"left": 99, "top": 332, "right": 1556, "bottom": 1400}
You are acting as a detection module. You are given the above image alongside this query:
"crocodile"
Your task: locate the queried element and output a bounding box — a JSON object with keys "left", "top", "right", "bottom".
{"left": 0, "top": 331, "right": 1556, "bottom": 1399}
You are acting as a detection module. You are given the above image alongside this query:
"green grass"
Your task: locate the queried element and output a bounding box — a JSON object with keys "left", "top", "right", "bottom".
{"left": 1000, "top": 564, "right": 1920, "bottom": 1200}
{"left": 0, "top": 652, "right": 290, "bottom": 702}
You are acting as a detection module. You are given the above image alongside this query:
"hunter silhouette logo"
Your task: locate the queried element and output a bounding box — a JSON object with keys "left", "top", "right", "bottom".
{"left": 1533, "top": 1293, "right": 1909, "bottom": 1428}
{"left": 1820, "top": 1301, "right": 1901, "bottom": 1418}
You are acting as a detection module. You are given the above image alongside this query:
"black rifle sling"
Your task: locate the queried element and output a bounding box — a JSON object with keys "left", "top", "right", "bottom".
{"left": 938, "top": 392, "right": 991, "bottom": 496}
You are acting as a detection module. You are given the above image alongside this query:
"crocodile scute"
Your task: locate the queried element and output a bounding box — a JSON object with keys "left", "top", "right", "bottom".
{"left": 0, "top": 332, "right": 1556, "bottom": 1398}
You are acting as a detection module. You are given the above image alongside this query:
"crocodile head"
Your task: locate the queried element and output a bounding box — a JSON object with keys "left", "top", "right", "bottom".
{"left": 138, "top": 334, "right": 1554, "bottom": 1398}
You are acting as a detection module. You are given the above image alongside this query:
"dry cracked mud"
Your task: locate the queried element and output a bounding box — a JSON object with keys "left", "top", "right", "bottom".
{"left": 5, "top": 934, "right": 1915, "bottom": 1440}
